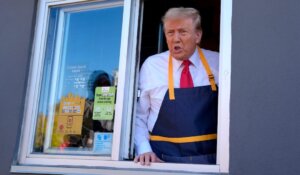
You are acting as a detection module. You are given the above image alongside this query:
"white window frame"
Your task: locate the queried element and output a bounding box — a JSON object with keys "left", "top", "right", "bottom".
{"left": 15, "top": 0, "right": 134, "bottom": 163}
{"left": 11, "top": 0, "right": 231, "bottom": 174}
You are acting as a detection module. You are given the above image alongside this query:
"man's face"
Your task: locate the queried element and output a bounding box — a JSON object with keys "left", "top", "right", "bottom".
{"left": 164, "top": 18, "right": 202, "bottom": 60}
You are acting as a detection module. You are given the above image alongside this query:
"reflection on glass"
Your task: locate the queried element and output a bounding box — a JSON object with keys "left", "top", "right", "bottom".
{"left": 33, "top": 4, "right": 123, "bottom": 156}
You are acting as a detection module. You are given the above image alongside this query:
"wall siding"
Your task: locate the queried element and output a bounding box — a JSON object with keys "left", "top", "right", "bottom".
{"left": 230, "top": 0, "right": 300, "bottom": 174}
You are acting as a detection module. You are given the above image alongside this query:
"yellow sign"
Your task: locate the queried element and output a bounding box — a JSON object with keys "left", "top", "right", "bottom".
{"left": 54, "top": 115, "right": 83, "bottom": 135}
{"left": 59, "top": 93, "right": 85, "bottom": 116}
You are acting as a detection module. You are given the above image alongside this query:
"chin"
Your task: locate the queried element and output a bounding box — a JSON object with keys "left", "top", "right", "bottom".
{"left": 172, "top": 56, "right": 183, "bottom": 60}
{"left": 171, "top": 54, "right": 184, "bottom": 60}
{"left": 176, "top": 56, "right": 185, "bottom": 60}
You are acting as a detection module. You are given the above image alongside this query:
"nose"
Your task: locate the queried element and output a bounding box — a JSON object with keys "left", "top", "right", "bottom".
{"left": 173, "top": 32, "right": 180, "bottom": 42}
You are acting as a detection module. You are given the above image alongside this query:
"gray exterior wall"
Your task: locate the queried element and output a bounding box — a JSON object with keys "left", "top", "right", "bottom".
{"left": 0, "top": 0, "right": 299, "bottom": 175}
{"left": 230, "top": 0, "right": 300, "bottom": 175}
{"left": 0, "top": 0, "right": 37, "bottom": 175}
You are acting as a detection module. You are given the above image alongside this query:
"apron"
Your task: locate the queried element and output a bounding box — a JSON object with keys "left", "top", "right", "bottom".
{"left": 149, "top": 47, "right": 218, "bottom": 164}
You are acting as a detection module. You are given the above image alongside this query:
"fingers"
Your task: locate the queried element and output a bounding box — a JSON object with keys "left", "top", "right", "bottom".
{"left": 134, "top": 154, "right": 146, "bottom": 166}
{"left": 144, "top": 154, "right": 150, "bottom": 166}
{"left": 134, "top": 152, "right": 164, "bottom": 166}
{"left": 140, "top": 154, "right": 146, "bottom": 166}
{"left": 133, "top": 155, "right": 139, "bottom": 163}
{"left": 150, "top": 153, "right": 156, "bottom": 163}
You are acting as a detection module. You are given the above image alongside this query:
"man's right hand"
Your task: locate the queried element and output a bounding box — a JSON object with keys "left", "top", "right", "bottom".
{"left": 134, "top": 152, "right": 164, "bottom": 166}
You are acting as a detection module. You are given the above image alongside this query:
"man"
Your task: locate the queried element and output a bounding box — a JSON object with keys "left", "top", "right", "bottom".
{"left": 134, "top": 7, "right": 219, "bottom": 166}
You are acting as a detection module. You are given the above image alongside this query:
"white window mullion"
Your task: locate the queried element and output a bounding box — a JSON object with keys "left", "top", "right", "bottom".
{"left": 217, "top": 0, "right": 232, "bottom": 173}
{"left": 111, "top": 0, "right": 132, "bottom": 161}
{"left": 119, "top": 0, "right": 141, "bottom": 160}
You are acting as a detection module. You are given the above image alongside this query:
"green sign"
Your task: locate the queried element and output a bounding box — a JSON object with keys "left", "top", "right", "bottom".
{"left": 93, "top": 86, "right": 116, "bottom": 120}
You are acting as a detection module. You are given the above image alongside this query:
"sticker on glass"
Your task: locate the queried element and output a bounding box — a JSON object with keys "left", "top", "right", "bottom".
{"left": 93, "top": 86, "right": 116, "bottom": 120}
{"left": 93, "top": 132, "right": 113, "bottom": 154}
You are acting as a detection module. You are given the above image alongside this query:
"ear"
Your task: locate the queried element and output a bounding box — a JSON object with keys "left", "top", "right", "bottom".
{"left": 195, "top": 30, "right": 202, "bottom": 44}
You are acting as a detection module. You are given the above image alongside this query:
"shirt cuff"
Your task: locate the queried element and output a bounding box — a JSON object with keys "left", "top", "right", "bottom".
{"left": 137, "top": 141, "right": 153, "bottom": 155}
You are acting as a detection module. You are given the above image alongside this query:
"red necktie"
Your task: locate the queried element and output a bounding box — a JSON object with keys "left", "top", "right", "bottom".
{"left": 180, "top": 60, "right": 194, "bottom": 88}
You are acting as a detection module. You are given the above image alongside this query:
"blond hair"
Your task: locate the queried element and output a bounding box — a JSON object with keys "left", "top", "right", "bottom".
{"left": 162, "top": 7, "right": 202, "bottom": 31}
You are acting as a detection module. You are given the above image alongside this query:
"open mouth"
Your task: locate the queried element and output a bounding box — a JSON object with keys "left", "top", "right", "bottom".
{"left": 173, "top": 46, "right": 182, "bottom": 53}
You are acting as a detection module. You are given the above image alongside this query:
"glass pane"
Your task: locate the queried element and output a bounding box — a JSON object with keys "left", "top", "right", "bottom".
{"left": 33, "top": 3, "right": 123, "bottom": 156}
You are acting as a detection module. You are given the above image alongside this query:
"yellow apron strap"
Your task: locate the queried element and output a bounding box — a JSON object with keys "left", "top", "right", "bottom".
{"left": 168, "top": 47, "right": 217, "bottom": 100}
{"left": 197, "top": 47, "right": 217, "bottom": 91}
{"left": 168, "top": 54, "right": 175, "bottom": 100}
{"left": 150, "top": 133, "right": 217, "bottom": 143}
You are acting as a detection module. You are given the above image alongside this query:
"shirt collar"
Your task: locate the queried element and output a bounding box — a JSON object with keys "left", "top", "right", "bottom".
{"left": 172, "top": 48, "right": 200, "bottom": 72}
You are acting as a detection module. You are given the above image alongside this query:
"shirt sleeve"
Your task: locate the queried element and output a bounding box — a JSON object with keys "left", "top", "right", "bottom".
{"left": 134, "top": 61, "right": 153, "bottom": 155}
{"left": 134, "top": 92, "right": 153, "bottom": 155}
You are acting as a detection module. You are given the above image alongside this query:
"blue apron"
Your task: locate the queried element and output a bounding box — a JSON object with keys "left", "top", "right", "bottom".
{"left": 149, "top": 48, "right": 218, "bottom": 164}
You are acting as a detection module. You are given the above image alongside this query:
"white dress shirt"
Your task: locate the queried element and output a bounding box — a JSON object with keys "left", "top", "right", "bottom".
{"left": 135, "top": 48, "right": 219, "bottom": 155}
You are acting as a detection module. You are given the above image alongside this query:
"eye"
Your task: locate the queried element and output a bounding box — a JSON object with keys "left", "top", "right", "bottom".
{"left": 180, "top": 30, "right": 188, "bottom": 36}
{"left": 166, "top": 31, "right": 174, "bottom": 37}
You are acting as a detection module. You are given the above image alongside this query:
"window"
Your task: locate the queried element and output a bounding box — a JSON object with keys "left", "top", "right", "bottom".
{"left": 12, "top": 0, "right": 231, "bottom": 174}
{"left": 35, "top": 1, "right": 124, "bottom": 157}
{"left": 15, "top": 0, "right": 135, "bottom": 164}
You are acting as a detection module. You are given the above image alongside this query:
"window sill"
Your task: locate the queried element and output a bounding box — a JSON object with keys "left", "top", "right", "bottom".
{"left": 11, "top": 161, "right": 221, "bottom": 175}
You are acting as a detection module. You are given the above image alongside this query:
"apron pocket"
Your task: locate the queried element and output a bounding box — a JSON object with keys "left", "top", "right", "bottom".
{"left": 161, "top": 153, "right": 216, "bottom": 164}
